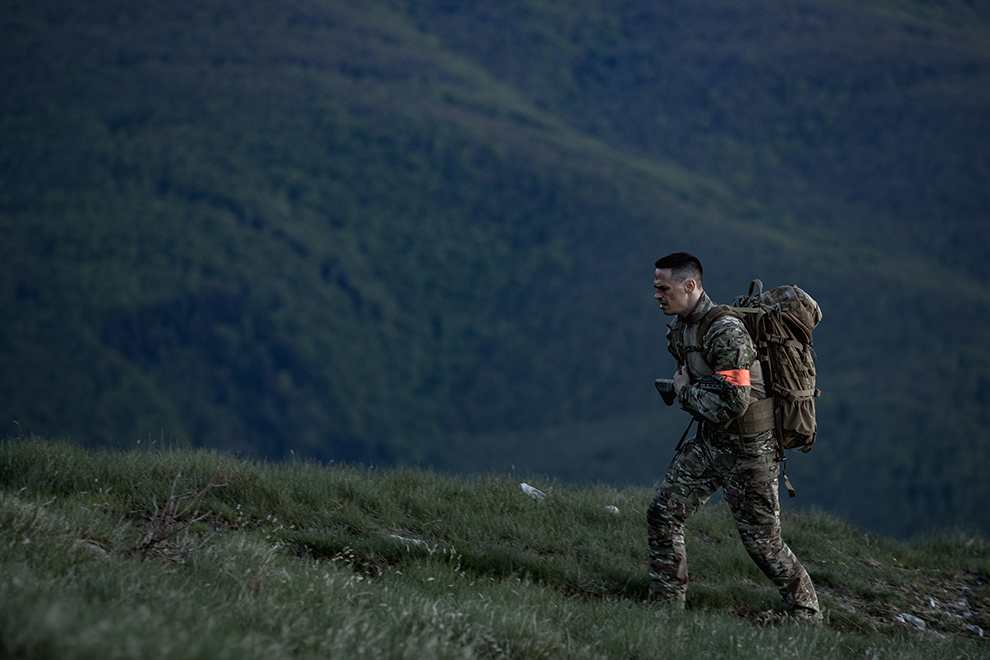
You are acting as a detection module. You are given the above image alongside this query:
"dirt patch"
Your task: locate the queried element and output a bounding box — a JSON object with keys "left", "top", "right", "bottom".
{"left": 817, "top": 570, "right": 988, "bottom": 641}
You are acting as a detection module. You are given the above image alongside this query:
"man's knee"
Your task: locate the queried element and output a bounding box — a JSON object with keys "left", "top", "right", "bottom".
{"left": 647, "top": 485, "right": 689, "bottom": 537}
{"left": 738, "top": 525, "right": 786, "bottom": 573}
{"left": 649, "top": 479, "right": 703, "bottom": 519}
{"left": 647, "top": 488, "right": 672, "bottom": 525}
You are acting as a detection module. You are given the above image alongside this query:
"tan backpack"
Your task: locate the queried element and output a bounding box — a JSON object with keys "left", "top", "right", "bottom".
{"left": 693, "top": 280, "right": 822, "bottom": 495}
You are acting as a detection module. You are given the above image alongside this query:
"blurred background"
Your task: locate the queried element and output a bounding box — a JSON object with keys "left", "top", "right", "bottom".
{"left": 2, "top": 0, "right": 989, "bottom": 538}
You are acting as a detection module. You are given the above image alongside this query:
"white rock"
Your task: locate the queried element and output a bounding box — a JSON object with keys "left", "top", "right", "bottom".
{"left": 390, "top": 534, "right": 427, "bottom": 547}
{"left": 896, "top": 613, "right": 926, "bottom": 630}
{"left": 603, "top": 505, "right": 620, "bottom": 514}
{"left": 74, "top": 540, "right": 109, "bottom": 559}
{"left": 519, "top": 483, "right": 546, "bottom": 501}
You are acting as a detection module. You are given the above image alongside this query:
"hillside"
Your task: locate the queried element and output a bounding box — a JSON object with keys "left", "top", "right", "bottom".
{"left": 1, "top": 0, "right": 990, "bottom": 538}
{"left": 2, "top": 438, "right": 989, "bottom": 659}
{"left": 384, "top": 0, "right": 990, "bottom": 280}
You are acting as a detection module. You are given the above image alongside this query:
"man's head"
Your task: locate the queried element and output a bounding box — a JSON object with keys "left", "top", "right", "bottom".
{"left": 654, "top": 252, "right": 704, "bottom": 317}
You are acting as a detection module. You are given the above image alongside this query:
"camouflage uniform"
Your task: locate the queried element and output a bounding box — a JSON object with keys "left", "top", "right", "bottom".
{"left": 647, "top": 292, "right": 820, "bottom": 620}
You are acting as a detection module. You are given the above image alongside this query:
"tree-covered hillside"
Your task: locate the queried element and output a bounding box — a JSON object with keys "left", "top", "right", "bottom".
{"left": 1, "top": 0, "right": 989, "bottom": 538}
{"left": 382, "top": 0, "right": 990, "bottom": 280}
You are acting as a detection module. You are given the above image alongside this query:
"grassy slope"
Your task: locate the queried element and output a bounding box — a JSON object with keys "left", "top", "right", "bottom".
{"left": 1, "top": 0, "right": 990, "bottom": 538}
{"left": 1, "top": 438, "right": 988, "bottom": 659}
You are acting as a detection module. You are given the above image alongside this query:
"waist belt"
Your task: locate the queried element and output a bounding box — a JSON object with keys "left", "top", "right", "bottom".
{"left": 735, "top": 397, "right": 776, "bottom": 436}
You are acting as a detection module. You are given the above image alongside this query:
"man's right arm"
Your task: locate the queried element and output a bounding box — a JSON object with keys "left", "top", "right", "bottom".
{"left": 675, "top": 316, "right": 754, "bottom": 423}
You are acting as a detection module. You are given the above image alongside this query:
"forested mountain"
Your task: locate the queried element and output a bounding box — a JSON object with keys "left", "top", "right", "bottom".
{"left": 2, "top": 0, "right": 989, "bottom": 537}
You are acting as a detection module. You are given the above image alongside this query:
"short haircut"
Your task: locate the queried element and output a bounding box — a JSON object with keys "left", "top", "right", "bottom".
{"left": 655, "top": 252, "right": 704, "bottom": 286}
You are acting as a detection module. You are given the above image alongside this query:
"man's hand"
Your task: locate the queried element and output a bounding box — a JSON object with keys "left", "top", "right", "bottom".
{"left": 673, "top": 366, "right": 691, "bottom": 394}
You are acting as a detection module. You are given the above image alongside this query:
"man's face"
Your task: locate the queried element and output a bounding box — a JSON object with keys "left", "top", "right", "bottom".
{"left": 654, "top": 268, "right": 695, "bottom": 317}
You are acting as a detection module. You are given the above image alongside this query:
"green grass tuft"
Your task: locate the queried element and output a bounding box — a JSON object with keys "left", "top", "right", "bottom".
{"left": 2, "top": 436, "right": 988, "bottom": 659}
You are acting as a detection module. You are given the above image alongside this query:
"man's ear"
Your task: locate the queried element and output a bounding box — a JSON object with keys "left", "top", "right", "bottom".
{"left": 684, "top": 279, "right": 696, "bottom": 293}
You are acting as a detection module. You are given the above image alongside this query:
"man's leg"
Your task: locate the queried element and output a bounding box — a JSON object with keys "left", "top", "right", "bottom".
{"left": 647, "top": 437, "right": 719, "bottom": 607}
{"left": 723, "top": 433, "right": 821, "bottom": 621}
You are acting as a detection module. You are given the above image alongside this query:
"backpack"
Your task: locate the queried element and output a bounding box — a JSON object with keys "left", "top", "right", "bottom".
{"left": 693, "top": 280, "right": 822, "bottom": 495}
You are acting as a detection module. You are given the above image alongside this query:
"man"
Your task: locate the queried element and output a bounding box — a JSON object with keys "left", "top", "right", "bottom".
{"left": 648, "top": 251, "right": 821, "bottom": 623}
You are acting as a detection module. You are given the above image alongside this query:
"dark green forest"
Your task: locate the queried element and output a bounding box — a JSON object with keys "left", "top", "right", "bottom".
{"left": 2, "top": 0, "right": 989, "bottom": 538}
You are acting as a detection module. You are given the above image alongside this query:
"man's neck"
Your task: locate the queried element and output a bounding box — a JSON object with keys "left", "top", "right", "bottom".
{"left": 679, "top": 291, "right": 707, "bottom": 321}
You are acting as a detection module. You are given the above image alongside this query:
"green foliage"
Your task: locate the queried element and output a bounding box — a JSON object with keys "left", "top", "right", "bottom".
{"left": 377, "top": 0, "right": 990, "bottom": 277}
{"left": 2, "top": 438, "right": 988, "bottom": 659}
{"left": 2, "top": 0, "right": 990, "bottom": 541}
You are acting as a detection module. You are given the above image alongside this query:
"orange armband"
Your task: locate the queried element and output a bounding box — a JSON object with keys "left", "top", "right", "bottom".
{"left": 715, "top": 369, "right": 751, "bottom": 387}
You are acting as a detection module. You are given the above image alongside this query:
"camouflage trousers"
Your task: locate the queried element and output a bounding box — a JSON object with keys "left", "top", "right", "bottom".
{"left": 647, "top": 426, "right": 820, "bottom": 618}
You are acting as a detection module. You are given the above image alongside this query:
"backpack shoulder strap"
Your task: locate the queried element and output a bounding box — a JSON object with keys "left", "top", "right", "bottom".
{"left": 667, "top": 320, "right": 686, "bottom": 365}
{"left": 669, "top": 304, "right": 736, "bottom": 362}
{"left": 696, "top": 304, "right": 742, "bottom": 348}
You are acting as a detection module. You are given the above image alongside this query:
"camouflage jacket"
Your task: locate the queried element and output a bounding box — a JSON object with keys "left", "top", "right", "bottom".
{"left": 666, "top": 292, "right": 764, "bottom": 427}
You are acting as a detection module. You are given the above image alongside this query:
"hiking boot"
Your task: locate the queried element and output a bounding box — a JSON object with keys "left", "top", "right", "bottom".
{"left": 787, "top": 607, "right": 824, "bottom": 628}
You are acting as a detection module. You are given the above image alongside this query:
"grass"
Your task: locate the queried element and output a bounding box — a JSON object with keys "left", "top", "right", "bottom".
{"left": 1, "top": 436, "right": 988, "bottom": 659}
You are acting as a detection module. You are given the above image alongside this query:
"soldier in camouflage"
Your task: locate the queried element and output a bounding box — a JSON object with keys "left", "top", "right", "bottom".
{"left": 648, "top": 252, "right": 821, "bottom": 623}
